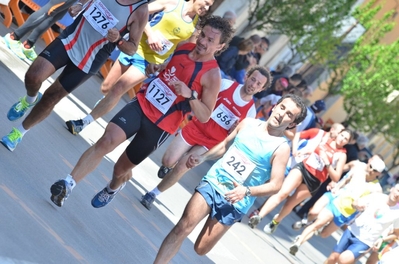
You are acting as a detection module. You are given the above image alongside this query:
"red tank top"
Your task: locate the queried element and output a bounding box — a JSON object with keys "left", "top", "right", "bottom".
{"left": 137, "top": 43, "right": 219, "bottom": 134}
{"left": 303, "top": 138, "right": 346, "bottom": 182}
{"left": 192, "top": 81, "right": 254, "bottom": 142}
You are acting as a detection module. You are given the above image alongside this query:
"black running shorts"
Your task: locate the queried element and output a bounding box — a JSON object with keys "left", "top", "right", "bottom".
{"left": 292, "top": 161, "right": 322, "bottom": 195}
{"left": 39, "top": 38, "right": 93, "bottom": 93}
{"left": 110, "top": 98, "right": 170, "bottom": 165}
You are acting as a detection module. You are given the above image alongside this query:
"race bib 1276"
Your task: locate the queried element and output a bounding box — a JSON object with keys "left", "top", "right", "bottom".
{"left": 83, "top": 0, "right": 119, "bottom": 36}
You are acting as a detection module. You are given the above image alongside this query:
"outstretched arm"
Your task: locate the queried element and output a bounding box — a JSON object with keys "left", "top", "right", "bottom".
{"left": 186, "top": 118, "right": 249, "bottom": 168}
{"left": 249, "top": 143, "right": 290, "bottom": 197}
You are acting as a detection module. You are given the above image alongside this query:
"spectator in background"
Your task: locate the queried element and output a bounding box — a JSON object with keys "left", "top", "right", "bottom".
{"left": 270, "top": 61, "right": 288, "bottom": 77}
{"left": 357, "top": 135, "right": 372, "bottom": 162}
{"left": 228, "top": 34, "right": 262, "bottom": 83}
{"left": 295, "top": 79, "right": 308, "bottom": 93}
{"left": 343, "top": 132, "right": 360, "bottom": 163}
{"left": 295, "top": 99, "right": 326, "bottom": 132}
{"left": 242, "top": 37, "right": 271, "bottom": 82}
{"left": 222, "top": 10, "right": 237, "bottom": 26}
{"left": 216, "top": 38, "right": 254, "bottom": 80}
{"left": 255, "top": 85, "right": 303, "bottom": 121}
{"left": 254, "top": 76, "right": 289, "bottom": 102}
{"left": 301, "top": 86, "right": 313, "bottom": 105}
{"left": 252, "top": 36, "right": 270, "bottom": 64}
{"left": 289, "top": 73, "right": 303, "bottom": 87}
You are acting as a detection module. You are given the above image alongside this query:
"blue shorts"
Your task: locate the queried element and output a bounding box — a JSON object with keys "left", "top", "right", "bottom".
{"left": 334, "top": 229, "right": 369, "bottom": 259}
{"left": 195, "top": 180, "right": 244, "bottom": 226}
{"left": 118, "top": 52, "right": 149, "bottom": 75}
{"left": 326, "top": 201, "right": 358, "bottom": 227}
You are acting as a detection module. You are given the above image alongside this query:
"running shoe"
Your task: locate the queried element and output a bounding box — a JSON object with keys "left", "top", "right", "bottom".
{"left": 314, "top": 225, "right": 325, "bottom": 236}
{"left": 66, "top": 119, "right": 85, "bottom": 135}
{"left": 7, "top": 92, "right": 42, "bottom": 121}
{"left": 248, "top": 209, "right": 261, "bottom": 229}
{"left": 264, "top": 218, "right": 279, "bottom": 234}
{"left": 292, "top": 218, "right": 308, "bottom": 230}
{"left": 289, "top": 236, "right": 301, "bottom": 256}
{"left": 91, "top": 182, "right": 126, "bottom": 208}
{"left": 1, "top": 128, "right": 23, "bottom": 152}
{"left": 50, "top": 179, "right": 72, "bottom": 207}
{"left": 22, "top": 46, "right": 38, "bottom": 61}
{"left": 157, "top": 165, "right": 172, "bottom": 179}
{"left": 140, "top": 192, "right": 156, "bottom": 210}
{"left": 249, "top": 209, "right": 260, "bottom": 218}
{"left": 3, "top": 33, "right": 26, "bottom": 60}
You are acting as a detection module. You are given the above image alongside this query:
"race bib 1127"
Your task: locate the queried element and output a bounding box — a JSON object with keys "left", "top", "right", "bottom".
{"left": 145, "top": 78, "right": 177, "bottom": 114}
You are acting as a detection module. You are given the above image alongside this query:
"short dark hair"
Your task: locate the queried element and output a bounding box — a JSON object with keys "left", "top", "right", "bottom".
{"left": 261, "top": 37, "right": 270, "bottom": 46}
{"left": 287, "top": 87, "right": 303, "bottom": 98}
{"left": 296, "top": 79, "right": 307, "bottom": 90}
{"left": 290, "top": 73, "right": 303, "bottom": 82}
{"left": 246, "top": 66, "right": 272, "bottom": 90}
{"left": 237, "top": 38, "right": 254, "bottom": 52}
{"left": 352, "top": 131, "right": 359, "bottom": 141}
{"left": 249, "top": 34, "right": 261, "bottom": 45}
{"left": 275, "top": 94, "right": 307, "bottom": 125}
{"left": 199, "top": 15, "right": 235, "bottom": 55}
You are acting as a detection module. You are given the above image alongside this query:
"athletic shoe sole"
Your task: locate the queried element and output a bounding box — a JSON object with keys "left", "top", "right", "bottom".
{"left": 248, "top": 215, "right": 261, "bottom": 229}
{"left": 289, "top": 244, "right": 299, "bottom": 256}
{"left": 66, "top": 121, "right": 78, "bottom": 135}
{"left": 50, "top": 181, "right": 67, "bottom": 207}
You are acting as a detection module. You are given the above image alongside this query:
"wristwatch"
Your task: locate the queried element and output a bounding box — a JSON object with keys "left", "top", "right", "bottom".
{"left": 189, "top": 90, "right": 198, "bottom": 100}
{"left": 245, "top": 186, "right": 251, "bottom": 197}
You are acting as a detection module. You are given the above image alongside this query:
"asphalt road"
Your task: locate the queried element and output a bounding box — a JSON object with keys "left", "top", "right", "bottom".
{"left": 0, "top": 21, "right": 365, "bottom": 264}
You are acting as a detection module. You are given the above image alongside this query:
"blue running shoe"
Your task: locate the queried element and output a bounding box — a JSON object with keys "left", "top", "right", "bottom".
{"left": 7, "top": 92, "right": 43, "bottom": 121}
{"left": 140, "top": 192, "right": 156, "bottom": 210}
{"left": 91, "top": 182, "right": 126, "bottom": 208}
{"left": 1, "top": 128, "right": 23, "bottom": 152}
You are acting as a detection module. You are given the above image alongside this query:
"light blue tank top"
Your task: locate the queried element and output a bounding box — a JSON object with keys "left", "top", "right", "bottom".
{"left": 203, "top": 118, "right": 288, "bottom": 214}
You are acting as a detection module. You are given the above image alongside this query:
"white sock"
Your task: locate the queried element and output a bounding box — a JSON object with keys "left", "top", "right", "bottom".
{"left": 25, "top": 95, "right": 38, "bottom": 104}
{"left": 65, "top": 174, "right": 76, "bottom": 190}
{"left": 82, "top": 114, "right": 94, "bottom": 125}
{"left": 16, "top": 124, "right": 28, "bottom": 136}
{"left": 151, "top": 187, "right": 161, "bottom": 196}
{"left": 106, "top": 182, "right": 119, "bottom": 193}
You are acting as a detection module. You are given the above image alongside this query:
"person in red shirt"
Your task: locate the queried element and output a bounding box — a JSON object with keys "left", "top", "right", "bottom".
{"left": 49, "top": 16, "right": 234, "bottom": 208}
{"left": 140, "top": 66, "right": 272, "bottom": 210}
{"left": 248, "top": 128, "right": 353, "bottom": 232}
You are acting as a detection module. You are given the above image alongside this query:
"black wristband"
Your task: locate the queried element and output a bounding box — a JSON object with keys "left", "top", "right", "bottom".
{"left": 116, "top": 36, "right": 123, "bottom": 46}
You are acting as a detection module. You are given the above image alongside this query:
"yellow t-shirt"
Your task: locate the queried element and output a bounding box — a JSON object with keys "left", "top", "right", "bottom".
{"left": 136, "top": 0, "right": 199, "bottom": 64}
{"left": 334, "top": 180, "right": 380, "bottom": 217}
